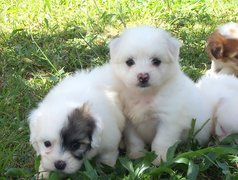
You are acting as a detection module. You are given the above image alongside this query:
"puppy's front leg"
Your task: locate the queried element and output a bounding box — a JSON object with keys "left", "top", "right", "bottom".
{"left": 99, "top": 149, "right": 119, "bottom": 167}
{"left": 37, "top": 162, "right": 49, "bottom": 180}
{"left": 151, "top": 123, "right": 182, "bottom": 165}
{"left": 124, "top": 121, "right": 146, "bottom": 159}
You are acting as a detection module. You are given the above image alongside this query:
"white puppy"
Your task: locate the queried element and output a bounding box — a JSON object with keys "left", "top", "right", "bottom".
{"left": 28, "top": 64, "right": 125, "bottom": 177}
{"left": 109, "top": 26, "right": 212, "bottom": 164}
{"left": 197, "top": 74, "right": 238, "bottom": 141}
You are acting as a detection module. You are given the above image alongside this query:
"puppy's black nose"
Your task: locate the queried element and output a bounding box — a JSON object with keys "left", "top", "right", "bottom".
{"left": 137, "top": 73, "right": 150, "bottom": 84}
{"left": 54, "top": 160, "right": 66, "bottom": 170}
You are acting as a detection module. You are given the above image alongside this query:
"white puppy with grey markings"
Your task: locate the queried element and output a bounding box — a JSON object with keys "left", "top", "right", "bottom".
{"left": 109, "top": 26, "right": 213, "bottom": 164}
{"left": 28, "top": 64, "right": 125, "bottom": 178}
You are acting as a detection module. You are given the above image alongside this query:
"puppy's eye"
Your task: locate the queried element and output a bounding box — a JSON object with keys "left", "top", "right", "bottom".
{"left": 44, "top": 141, "right": 52, "bottom": 148}
{"left": 151, "top": 58, "right": 161, "bottom": 66}
{"left": 126, "top": 58, "right": 135, "bottom": 67}
{"left": 71, "top": 141, "right": 81, "bottom": 151}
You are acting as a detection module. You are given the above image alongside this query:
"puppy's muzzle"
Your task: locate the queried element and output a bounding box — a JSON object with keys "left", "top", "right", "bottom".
{"left": 54, "top": 160, "right": 66, "bottom": 170}
{"left": 137, "top": 73, "right": 150, "bottom": 87}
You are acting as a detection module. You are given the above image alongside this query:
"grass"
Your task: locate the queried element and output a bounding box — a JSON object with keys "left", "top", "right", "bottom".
{"left": 1, "top": 0, "right": 238, "bottom": 179}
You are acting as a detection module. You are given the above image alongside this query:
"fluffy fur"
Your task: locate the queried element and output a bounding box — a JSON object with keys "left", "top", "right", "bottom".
{"left": 28, "top": 64, "right": 125, "bottom": 177}
{"left": 206, "top": 22, "right": 238, "bottom": 76}
{"left": 109, "top": 26, "right": 212, "bottom": 164}
{"left": 197, "top": 74, "right": 238, "bottom": 141}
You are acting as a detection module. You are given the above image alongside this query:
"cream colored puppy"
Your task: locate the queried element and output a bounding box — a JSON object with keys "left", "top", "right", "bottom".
{"left": 109, "top": 26, "right": 212, "bottom": 164}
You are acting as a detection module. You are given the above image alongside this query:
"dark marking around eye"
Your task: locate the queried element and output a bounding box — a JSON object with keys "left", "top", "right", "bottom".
{"left": 61, "top": 105, "right": 95, "bottom": 159}
{"left": 70, "top": 141, "right": 81, "bottom": 151}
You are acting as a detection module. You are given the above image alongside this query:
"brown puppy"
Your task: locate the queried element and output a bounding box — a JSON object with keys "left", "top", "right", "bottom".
{"left": 206, "top": 22, "right": 238, "bottom": 76}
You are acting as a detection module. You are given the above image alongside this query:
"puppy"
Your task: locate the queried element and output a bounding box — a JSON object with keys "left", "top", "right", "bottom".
{"left": 109, "top": 26, "right": 212, "bottom": 164}
{"left": 197, "top": 74, "right": 238, "bottom": 141}
{"left": 28, "top": 64, "right": 125, "bottom": 178}
{"left": 206, "top": 22, "right": 238, "bottom": 76}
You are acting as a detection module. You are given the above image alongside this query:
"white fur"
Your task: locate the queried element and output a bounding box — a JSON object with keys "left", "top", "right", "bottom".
{"left": 29, "top": 64, "right": 125, "bottom": 176}
{"left": 109, "top": 26, "right": 212, "bottom": 164}
{"left": 218, "top": 22, "right": 238, "bottom": 39}
{"left": 197, "top": 74, "right": 238, "bottom": 140}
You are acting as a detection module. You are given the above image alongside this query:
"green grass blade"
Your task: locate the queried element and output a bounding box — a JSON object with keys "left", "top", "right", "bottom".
{"left": 83, "top": 158, "right": 98, "bottom": 180}
{"left": 187, "top": 160, "right": 199, "bottom": 180}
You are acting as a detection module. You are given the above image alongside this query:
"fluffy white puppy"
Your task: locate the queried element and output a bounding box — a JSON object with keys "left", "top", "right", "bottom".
{"left": 197, "top": 74, "right": 238, "bottom": 141}
{"left": 28, "top": 64, "right": 125, "bottom": 177}
{"left": 109, "top": 26, "right": 212, "bottom": 164}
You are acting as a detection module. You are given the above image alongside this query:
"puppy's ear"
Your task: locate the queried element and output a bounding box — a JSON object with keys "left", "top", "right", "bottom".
{"left": 91, "top": 122, "right": 102, "bottom": 149}
{"left": 206, "top": 31, "right": 225, "bottom": 59}
{"left": 206, "top": 41, "right": 224, "bottom": 59}
{"left": 109, "top": 37, "right": 120, "bottom": 58}
{"left": 166, "top": 36, "right": 181, "bottom": 62}
{"left": 28, "top": 109, "right": 41, "bottom": 154}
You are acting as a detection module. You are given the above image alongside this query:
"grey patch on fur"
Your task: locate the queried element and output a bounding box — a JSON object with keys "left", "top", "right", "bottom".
{"left": 61, "top": 105, "right": 96, "bottom": 160}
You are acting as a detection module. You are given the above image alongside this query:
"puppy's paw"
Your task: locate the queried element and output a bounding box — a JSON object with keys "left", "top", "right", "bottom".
{"left": 101, "top": 159, "right": 116, "bottom": 167}
{"left": 99, "top": 150, "right": 118, "bottom": 167}
{"left": 37, "top": 163, "right": 49, "bottom": 179}
{"left": 127, "top": 150, "right": 145, "bottom": 159}
{"left": 151, "top": 148, "right": 167, "bottom": 166}
{"left": 36, "top": 171, "right": 49, "bottom": 180}
{"left": 152, "top": 156, "right": 162, "bottom": 166}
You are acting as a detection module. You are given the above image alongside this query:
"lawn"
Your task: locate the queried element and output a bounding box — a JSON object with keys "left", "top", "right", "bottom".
{"left": 0, "top": 0, "right": 238, "bottom": 179}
